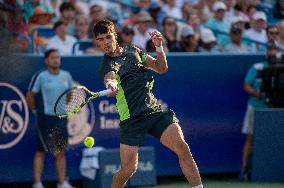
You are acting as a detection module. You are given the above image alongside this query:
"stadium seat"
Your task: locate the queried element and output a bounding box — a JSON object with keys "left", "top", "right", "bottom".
{"left": 72, "top": 40, "right": 93, "bottom": 55}
{"left": 30, "top": 26, "right": 55, "bottom": 53}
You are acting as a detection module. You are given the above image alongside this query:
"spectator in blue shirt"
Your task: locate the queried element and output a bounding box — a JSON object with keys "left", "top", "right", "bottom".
{"left": 205, "top": 1, "right": 230, "bottom": 47}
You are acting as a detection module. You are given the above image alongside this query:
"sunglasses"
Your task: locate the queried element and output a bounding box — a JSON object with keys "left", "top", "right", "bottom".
{"left": 269, "top": 31, "right": 279, "bottom": 35}
{"left": 232, "top": 30, "right": 242, "bottom": 35}
{"left": 165, "top": 22, "right": 176, "bottom": 26}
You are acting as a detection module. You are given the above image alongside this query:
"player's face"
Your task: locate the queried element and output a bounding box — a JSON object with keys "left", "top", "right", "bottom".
{"left": 46, "top": 51, "right": 61, "bottom": 69}
{"left": 95, "top": 32, "right": 117, "bottom": 54}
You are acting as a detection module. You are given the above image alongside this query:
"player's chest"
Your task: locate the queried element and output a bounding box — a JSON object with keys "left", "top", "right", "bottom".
{"left": 110, "top": 53, "right": 143, "bottom": 72}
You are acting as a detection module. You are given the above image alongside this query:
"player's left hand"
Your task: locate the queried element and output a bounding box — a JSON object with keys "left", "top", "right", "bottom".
{"left": 149, "top": 31, "right": 163, "bottom": 47}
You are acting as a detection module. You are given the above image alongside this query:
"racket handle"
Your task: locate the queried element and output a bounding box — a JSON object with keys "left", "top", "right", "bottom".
{"left": 98, "top": 89, "right": 113, "bottom": 96}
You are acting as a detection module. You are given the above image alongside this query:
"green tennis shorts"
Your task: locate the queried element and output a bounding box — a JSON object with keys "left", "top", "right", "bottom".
{"left": 119, "top": 110, "right": 179, "bottom": 146}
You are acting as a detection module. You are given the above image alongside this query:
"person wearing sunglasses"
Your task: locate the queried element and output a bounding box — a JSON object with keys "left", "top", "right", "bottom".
{"left": 225, "top": 24, "right": 251, "bottom": 53}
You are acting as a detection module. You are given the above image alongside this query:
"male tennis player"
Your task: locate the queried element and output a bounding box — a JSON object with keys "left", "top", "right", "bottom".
{"left": 93, "top": 20, "right": 203, "bottom": 188}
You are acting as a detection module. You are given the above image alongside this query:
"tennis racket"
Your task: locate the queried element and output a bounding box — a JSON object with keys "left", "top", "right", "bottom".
{"left": 54, "top": 86, "right": 112, "bottom": 118}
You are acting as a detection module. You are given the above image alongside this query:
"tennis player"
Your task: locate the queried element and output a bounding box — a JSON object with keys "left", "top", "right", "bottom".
{"left": 93, "top": 20, "right": 203, "bottom": 188}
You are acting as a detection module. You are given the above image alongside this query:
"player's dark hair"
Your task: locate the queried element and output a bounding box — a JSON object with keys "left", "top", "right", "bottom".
{"left": 44, "top": 49, "right": 58, "bottom": 59}
{"left": 92, "top": 20, "right": 116, "bottom": 38}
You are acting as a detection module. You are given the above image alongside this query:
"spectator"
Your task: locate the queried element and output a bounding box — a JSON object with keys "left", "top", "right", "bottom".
{"left": 118, "top": 25, "right": 135, "bottom": 47}
{"left": 225, "top": 25, "right": 251, "bottom": 53}
{"left": 46, "top": 20, "right": 77, "bottom": 55}
{"left": 132, "top": 11, "right": 156, "bottom": 50}
{"left": 1, "top": 2, "right": 28, "bottom": 53}
{"left": 161, "top": 0, "right": 183, "bottom": 19}
{"left": 230, "top": 15, "right": 245, "bottom": 31}
{"left": 74, "top": 14, "right": 90, "bottom": 40}
{"left": 84, "top": 37, "right": 103, "bottom": 54}
{"left": 26, "top": 49, "right": 75, "bottom": 188}
{"left": 273, "top": 0, "right": 284, "bottom": 19}
{"left": 162, "top": 16, "right": 180, "bottom": 52}
{"left": 240, "top": 45, "right": 280, "bottom": 181}
{"left": 266, "top": 25, "right": 280, "bottom": 47}
{"left": 223, "top": 0, "right": 237, "bottom": 27}
{"left": 187, "top": 9, "right": 203, "bottom": 41}
{"left": 179, "top": 25, "right": 199, "bottom": 52}
{"left": 196, "top": 0, "right": 215, "bottom": 23}
{"left": 244, "top": 5, "right": 257, "bottom": 29}
{"left": 23, "top": 0, "right": 51, "bottom": 23}
{"left": 148, "top": 0, "right": 166, "bottom": 27}
{"left": 88, "top": 4, "right": 105, "bottom": 38}
{"left": 134, "top": 0, "right": 151, "bottom": 11}
{"left": 244, "top": 11, "right": 267, "bottom": 44}
{"left": 198, "top": 28, "right": 222, "bottom": 53}
{"left": 59, "top": 2, "right": 75, "bottom": 35}
{"left": 44, "top": 0, "right": 62, "bottom": 19}
{"left": 205, "top": 1, "right": 230, "bottom": 47}
{"left": 28, "top": 7, "right": 55, "bottom": 53}
{"left": 69, "top": 0, "right": 89, "bottom": 16}
{"left": 7, "top": 4, "right": 29, "bottom": 51}
{"left": 278, "top": 21, "right": 284, "bottom": 49}
{"left": 181, "top": 1, "right": 194, "bottom": 21}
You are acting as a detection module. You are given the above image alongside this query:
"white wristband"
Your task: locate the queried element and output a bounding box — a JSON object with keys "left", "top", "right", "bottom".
{"left": 155, "top": 45, "right": 163, "bottom": 53}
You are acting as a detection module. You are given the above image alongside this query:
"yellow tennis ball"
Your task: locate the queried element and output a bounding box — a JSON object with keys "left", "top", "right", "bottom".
{"left": 84, "top": 137, "right": 95, "bottom": 148}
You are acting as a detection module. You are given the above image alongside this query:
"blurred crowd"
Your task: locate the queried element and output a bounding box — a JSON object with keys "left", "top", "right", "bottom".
{"left": 1, "top": 0, "right": 284, "bottom": 55}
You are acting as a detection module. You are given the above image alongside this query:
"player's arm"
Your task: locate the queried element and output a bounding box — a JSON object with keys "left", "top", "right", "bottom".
{"left": 26, "top": 90, "right": 37, "bottom": 112}
{"left": 143, "top": 31, "right": 168, "bottom": 74}
{"left": 104, "top": 71, "right": 118, "bottom": 96}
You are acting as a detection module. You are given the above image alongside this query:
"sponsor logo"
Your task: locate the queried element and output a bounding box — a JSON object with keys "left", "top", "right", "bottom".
{"left": 67, "top": 101, "right": 95, "bottom": 145}
{"left": 0, "top": 82, "right": 29, "bottom": 149}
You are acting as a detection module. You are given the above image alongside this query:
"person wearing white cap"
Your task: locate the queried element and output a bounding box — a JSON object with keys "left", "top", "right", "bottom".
{"left": 204, "top": 1, "right": 230, "bottom": 47}
{"left": 179, "top": 25, "right": 198, "bottom": 52}
{"left": 244, "top": 11, "right": 267, "bottom": 48}
{"left": 198, "top": 28, "right": 222, "bottom": 53}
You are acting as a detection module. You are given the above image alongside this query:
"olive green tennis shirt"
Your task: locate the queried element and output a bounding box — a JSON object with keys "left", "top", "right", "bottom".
{"left": 99, "top": 45, "right": 162, "bottom": 121}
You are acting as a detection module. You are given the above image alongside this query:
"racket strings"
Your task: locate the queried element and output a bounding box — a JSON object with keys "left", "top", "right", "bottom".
{"left": 55, "top": 88, "right": 87, "bottom": 116}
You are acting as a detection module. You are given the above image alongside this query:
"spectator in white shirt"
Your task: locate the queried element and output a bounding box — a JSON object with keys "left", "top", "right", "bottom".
{"left": 244, "top": 11, "right": 267, "bottom": 44}
{"left": 223, "top": 0, "right": 237, "bottom": 27}
{"left": 132, "top": 11, "right": 156, "bottom": 50}
{"left": 161, "top": 0, "right": 183, "bottom": 19}
{"left": 46, "top": 20, "right": 77, "bottom": 55}
{"left": 74, "top": 14, "right": 90, "bottom": 40}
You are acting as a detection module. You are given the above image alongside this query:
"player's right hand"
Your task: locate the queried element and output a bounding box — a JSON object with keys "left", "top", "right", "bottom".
{"left": 106, "top": 80, "right": 118, "bottom": 96}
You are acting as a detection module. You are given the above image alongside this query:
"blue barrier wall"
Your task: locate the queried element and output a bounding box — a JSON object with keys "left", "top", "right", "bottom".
{"left": 0, "top": 54, "right": 266, "bottom": 183}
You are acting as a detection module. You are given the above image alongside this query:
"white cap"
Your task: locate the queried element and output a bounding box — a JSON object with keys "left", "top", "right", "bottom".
{"left": 231, "top": 16, "right": 244, "bottom": 24}
{"left": 200, "top": 28, "right": 216, "bottom": 43}
{"left": 252, "top": 11, "right": 267, "bottom": 22}
{"left": 213, "top": 1, "right": 227, "bottom": 11}
{"left": 181, "top": 25, "right": 194, "bottom": 37}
